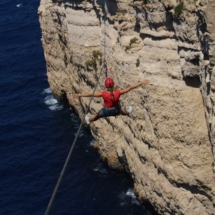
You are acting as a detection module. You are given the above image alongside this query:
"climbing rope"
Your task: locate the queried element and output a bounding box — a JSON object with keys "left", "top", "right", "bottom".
{"left": 103, "top": 0, "right": 108, "bottom": 79}
{"left": 104, "top": 61, "right": 108, "bottom": 78}
{"left": 44, "top": 68, "right": 104, "bottom": 215}
{"left": 44, "top": 1, "right": 109, "bottom": 215}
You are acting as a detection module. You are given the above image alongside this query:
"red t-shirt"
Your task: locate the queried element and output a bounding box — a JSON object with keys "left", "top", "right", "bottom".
{"left": 102, "top": 90, "right": 121, "bottom": 108}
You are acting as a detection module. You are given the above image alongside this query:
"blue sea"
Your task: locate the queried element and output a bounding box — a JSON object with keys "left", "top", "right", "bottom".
{"left": 0, "top": 0, "right": 156, "bottom": 214}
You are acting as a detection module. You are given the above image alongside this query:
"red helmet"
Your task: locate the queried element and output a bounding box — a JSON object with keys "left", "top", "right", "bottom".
{"left": 105, "top": 78, "right": 114, "bottom": 88}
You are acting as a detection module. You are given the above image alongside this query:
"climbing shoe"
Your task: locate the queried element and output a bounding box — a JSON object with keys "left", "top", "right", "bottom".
{"left": 85, "top": 114, "right": 90, "bottom": 124}
{"left": 127, "top": 106, "right": 133, "bottom": 117}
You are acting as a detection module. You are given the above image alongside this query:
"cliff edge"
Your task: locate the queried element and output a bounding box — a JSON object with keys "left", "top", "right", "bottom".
{"left": 38, "top": 0, "right": 215, "bottom": 214}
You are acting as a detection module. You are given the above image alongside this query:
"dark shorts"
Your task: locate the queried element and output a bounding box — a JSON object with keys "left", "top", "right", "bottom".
{"left": 100, "top": 106, "right": 121, "bottom": 117}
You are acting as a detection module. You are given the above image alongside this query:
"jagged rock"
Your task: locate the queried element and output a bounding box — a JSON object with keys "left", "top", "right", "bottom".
{"left": 39, "top": 0, "right": 215, "bottom": 214}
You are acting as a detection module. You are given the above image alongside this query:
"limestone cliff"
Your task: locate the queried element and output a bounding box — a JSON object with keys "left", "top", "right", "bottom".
{"left": 38, "top": 0, "right": 215, "bottom": 214}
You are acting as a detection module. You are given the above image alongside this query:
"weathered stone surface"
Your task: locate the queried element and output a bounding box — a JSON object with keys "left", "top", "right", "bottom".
{"left": 39, "top": 0, "right": 215, "bottom": 214}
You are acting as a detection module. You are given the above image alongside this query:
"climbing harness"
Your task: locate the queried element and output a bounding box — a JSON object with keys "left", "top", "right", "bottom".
{"left": 44, "top": 1, "right": 109, "bottom": 215}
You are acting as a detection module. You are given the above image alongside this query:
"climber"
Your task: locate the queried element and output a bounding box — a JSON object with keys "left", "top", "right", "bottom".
{"left": 73, "top": 78, "right": 149, "bottom": 124}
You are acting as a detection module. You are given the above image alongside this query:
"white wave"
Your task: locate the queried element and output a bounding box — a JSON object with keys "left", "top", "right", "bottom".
{"left": 126, "top": 189, "right": 136, "bottom": 198}
{"left": 93, "top": 166, "right": 107, "bottom": 173}
{"left": 44, "top": 95, "right": 58, "bottom": 105}
{"left": 89, "top": 140, "right": 94, "bottom": 146}
{"left": 49, "top": 104, "right": 63, "bottom": 111}
{"left": 16, "top": 4, "right": 22, "bottom": 7}
{"left": 42, "top": 88, "right": 52, "bottom": 95}
{"left": 70, "top": 113, "right": 79, "bottom": 124}
{"left": 93, "top": 162, "right": 107, "bottom": 174}
{"left": 44, "top": 94, "right": 63, "bottom": 111}
{"left": 119, "top": 189, "right": 141, "bottom": 206}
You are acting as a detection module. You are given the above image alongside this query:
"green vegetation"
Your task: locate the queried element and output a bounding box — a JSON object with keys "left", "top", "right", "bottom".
{"left": 93, "top": 50, "right": 102, "bottom": 65}
{"left": 125, "top": 37, "right": 138, "bottom": 51}
{"left": 174, "top": 2, "right": 184, "bottom": 17}
{"left": 125, "top": 45, "right": 130, "bottom": 52}
{"left": 136, "top": 58, "right": 140, "bottom": 67}
{"left": 92, "top": 50, "right": 102, "bottom": 59}
{"left": 85, "top": 50, "right": 103, "bottom": 78}
{"left": 85, "top": 59, "right": 97, "bottom": 71}
{"left": 130, "top": 37, "right": 138, "bottom": 45}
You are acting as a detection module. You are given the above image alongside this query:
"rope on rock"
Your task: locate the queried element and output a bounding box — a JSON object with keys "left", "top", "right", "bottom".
{"left": 104, "top": 61, "right": 108, "bottom": 78}
{"left": 103, "top": 0, "right": 109, "bottom": 78}
{"left": 44, "top": 1, "right": 109, "bottom": 215}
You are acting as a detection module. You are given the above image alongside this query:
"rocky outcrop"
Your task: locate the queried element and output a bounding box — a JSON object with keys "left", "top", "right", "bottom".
{"left": 200, "top": 0, "right": 215, "bottom": 172}
{"left": 38, "top": 0, "right": 215, "bottom": 214}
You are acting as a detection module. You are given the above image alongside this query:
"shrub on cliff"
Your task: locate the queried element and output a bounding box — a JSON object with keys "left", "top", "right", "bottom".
{"left": 174, "top": 2, "right": 184, "bottom": 17}
{"left": 85, "top": 50, "right": 104, "bottom": 78}
{"left": 130, "top": 37, "right": 138, "bottom": 45}
{"left": 125, "top": 37, "right": 138, "bottom": 51}
{"left": 85, "top": 59, "right": 97, "bottom": 71}
{"left": 92, "top": 50, "right": 102, "bottom": 60}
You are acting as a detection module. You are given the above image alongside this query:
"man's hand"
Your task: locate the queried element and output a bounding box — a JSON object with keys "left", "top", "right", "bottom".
{"left": 142, "top": 80, "right": 149, "bottom": 84}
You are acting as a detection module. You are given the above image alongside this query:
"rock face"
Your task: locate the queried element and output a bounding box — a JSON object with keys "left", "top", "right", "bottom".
{"left": 38, "top": 0, "right": 215, "bottom": 214}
